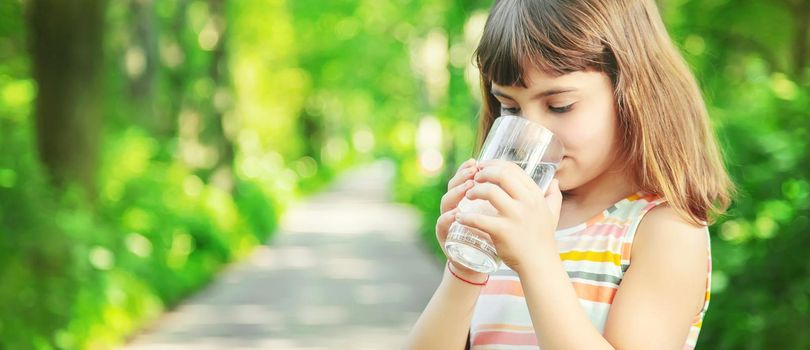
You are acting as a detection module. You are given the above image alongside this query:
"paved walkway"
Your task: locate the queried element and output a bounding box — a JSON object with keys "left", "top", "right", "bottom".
{"left": 123, "top": 160, "right": 443, "bottom": 350}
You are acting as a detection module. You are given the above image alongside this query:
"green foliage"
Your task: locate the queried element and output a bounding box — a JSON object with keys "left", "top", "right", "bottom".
{"left": 0, "top": 0, "right": 337, "bottom": 348}
{"left": 659, "top": 1, "right": 809, "bottom": 348}
{"left": 393, "top": 1, "right": 810, "bottom": 349}
{"left": 1, "top": 0, "right": 808, "bottom": 348}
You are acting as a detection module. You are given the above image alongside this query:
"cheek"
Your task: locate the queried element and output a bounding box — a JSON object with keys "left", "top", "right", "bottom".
{"left": 554, "top": 108, "right": 619, "bottom": 176}
{"left": 557, "top": 111, "right": 616, "bottom": 158}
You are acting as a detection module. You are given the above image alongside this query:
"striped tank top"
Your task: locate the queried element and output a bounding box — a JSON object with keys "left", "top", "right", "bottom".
{"left": 468, "top": 191, "right": 712, "bottom": 349}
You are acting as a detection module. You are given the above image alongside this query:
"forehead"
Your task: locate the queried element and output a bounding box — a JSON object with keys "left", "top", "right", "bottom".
{"left": 491, "top": 67, "right": 603, "bottom": 92}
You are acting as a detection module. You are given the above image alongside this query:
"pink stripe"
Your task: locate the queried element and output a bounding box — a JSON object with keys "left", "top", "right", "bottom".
{"left": 556, "top": 238, "right": 619, "bottom": 252}
{"left": 567, "top": 224, "right": 628, "bottom": 239}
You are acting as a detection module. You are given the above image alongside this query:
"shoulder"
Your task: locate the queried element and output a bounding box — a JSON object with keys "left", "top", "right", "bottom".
{"left": 635, "top": 203, "right": 708, "bottom": 258}
{"left": 602, "top": 203, "right": 711, "bottom": 347}
{"left": 633, "top": 203, "right": 709, "bottom": 311}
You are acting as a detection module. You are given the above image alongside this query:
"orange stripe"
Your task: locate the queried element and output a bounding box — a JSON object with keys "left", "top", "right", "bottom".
{"left": 621, "top": 242, "right": 632, "bottom": 261}
{"left": 473, "top": 331, "right": 538, "bottom": 346}
{"left": 481, "top": 279, "right": 524, "bottom": 297}
{"left": 585, "top": 212, "right": 606, "bottom": 226}
{"left": 571, "top": 281, "right": 618, "bottom": 304}
{"left": 639, "top": 192, "right": 660, "bottom": 202}
{"left": 482, "top": 279, "right": 618, "bottom": 304}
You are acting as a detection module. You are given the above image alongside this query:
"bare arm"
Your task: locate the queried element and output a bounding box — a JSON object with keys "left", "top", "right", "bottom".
{"left": 518, "top": 204, "right": 708, "bottom": 349}
{"left": 403, "top": 262, "right": 485, "bottom": 350}
{"left": 404, "top": 158, "right": 488, "bottom": 349}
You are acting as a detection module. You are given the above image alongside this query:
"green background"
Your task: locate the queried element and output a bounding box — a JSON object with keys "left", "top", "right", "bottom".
{"left": 0, "top": 0, "right": 807, "bottom": 349}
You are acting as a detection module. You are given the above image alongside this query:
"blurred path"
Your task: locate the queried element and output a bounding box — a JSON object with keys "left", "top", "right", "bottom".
{"left": 123, "top": 159, "right": 443, "bottom": 350}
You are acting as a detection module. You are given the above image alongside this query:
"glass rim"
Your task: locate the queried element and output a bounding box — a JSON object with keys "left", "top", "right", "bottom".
{"left": 486, "top": 114, "right": 564, "bottom": 164}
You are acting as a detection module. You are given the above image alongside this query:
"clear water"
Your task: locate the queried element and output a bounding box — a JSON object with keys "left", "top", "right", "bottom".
{"left": 525, "top": 161, "right": 558, "bottom": 192}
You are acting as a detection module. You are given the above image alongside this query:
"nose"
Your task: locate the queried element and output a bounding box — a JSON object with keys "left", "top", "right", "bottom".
{"left": 519, "top": 109, "right": 556, "bottom": 134}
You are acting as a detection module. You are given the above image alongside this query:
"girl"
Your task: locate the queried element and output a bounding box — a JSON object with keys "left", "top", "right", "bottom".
{"left": 405, "top": 0, "right": 733, "bottom": 349}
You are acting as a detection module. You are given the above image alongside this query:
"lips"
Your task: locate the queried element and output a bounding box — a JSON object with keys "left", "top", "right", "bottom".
{"left": 559, "top": 156, "right": 568, "bottom": 169}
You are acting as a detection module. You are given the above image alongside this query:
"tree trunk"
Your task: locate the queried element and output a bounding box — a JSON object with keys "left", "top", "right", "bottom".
{"left": 203, "top": 0, "right": 235, "bottom": 191}
{"left": 27, "top": 0, "right": 106, "bottom": 200}
{"left": 792, "top": 1, "right": 809, "bottom": 81}
{"left": 128, "top": 0, "right": 158, "bottom": 118}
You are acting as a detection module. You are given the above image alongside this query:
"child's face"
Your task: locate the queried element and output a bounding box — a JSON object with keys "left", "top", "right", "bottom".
{"left": 490, "top": 67, "right": 621, "bottom": 192}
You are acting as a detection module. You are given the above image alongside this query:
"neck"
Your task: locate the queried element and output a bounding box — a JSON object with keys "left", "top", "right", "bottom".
{"left": 561, "top": 162, "right": 638, "bottom": 209}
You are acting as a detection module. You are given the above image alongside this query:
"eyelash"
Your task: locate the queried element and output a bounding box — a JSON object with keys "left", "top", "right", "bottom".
{"left": 499, "top": 104, "right": 574, "bottom": 115}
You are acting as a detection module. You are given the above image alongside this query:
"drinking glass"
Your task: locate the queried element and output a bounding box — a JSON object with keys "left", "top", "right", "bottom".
{"left": 444, "top": 115, "right": 564, "bottom": 274}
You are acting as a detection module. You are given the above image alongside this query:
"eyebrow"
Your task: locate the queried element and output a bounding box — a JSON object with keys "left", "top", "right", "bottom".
{"left": 490, "top": 87, "right": 576, "bottom": 100}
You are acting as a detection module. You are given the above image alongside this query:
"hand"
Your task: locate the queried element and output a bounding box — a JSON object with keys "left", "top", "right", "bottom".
{"left": 436, "top": 158, "right": 489, "bottom": 282}
{"left": 454, "top": 159, "right": 563, "bottom": 275}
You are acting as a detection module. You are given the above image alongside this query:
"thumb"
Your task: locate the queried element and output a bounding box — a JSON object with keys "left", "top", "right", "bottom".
{"left": 544, "top": 179, "right": 562, "bottom": 220}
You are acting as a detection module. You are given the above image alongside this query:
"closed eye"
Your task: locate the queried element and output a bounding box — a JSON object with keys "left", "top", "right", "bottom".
{"left": 550, "top": 103, "right": 574, "bottom": 114}
{"left": 499, "top": 103, "right": 574, "bottom": 116}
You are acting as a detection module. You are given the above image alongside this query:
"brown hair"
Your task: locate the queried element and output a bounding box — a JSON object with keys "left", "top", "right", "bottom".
{"left": 473, "top": 0, "right": 734, "bottom": 225}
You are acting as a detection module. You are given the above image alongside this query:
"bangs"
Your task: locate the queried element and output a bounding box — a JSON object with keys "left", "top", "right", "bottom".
{"left": 474, "top": 0, "right": 614, "bottom": 87}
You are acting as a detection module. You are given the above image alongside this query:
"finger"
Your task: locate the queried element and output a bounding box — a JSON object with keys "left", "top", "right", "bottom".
{"left": 456, "top": 157, "right": 477, "bottom": 172}
{"left": 447, "top": 164, "right": 478, "bottom": 191}
{"left": 455, "top": 211, "right": 506, "bottom": 242}
{"left": 464, "top": 182, "right": 519, "bottom": 217}
{"left": 545, "top": 178, "right": 560, "bottom": 197}
{"left": 436, "top": 207, "right": 460, "bottom": 241}
{"left": 474, "top": 160, "right": 535, "bottom": 200}
{"left": 440, "top": 179, "right": 474, "bottom": 213}
{"left": 545, "top": 179, "right": 563, "bottom": 221}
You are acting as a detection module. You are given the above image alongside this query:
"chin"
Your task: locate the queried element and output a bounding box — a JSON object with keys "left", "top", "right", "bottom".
{"left": 558, "top": 179, "right": 573, "bottom": 192}
{"left": 555, "top": 171, "right": 580, "bottom": 193}
{"left": 556, "top": 157, "right": 572, "bottom": 191}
